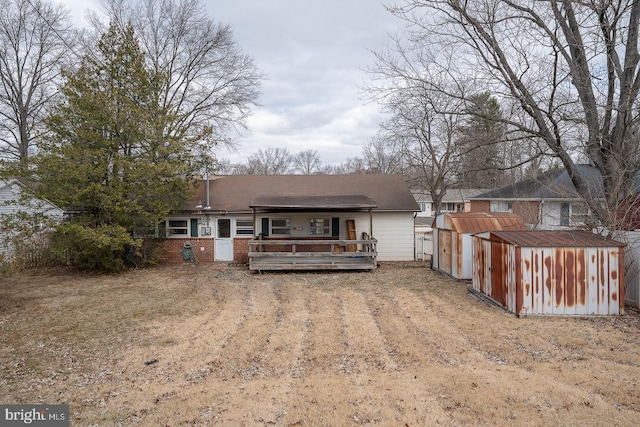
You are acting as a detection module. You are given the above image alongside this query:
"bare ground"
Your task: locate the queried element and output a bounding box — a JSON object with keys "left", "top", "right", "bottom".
{"left": 1, "top": 262, "right": 639, "bottom": 426}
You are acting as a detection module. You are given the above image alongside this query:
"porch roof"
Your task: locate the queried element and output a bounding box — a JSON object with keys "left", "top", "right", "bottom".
{"left": 250, "top": 194, "right": 377, "bottom": 210}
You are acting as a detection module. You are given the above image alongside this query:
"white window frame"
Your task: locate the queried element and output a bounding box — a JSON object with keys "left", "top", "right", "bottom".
{"left": 490, "top": 200, "right": 513, "bottom": 213}
{"left": 271, "top": 218, "right": 292, "bottom": 236}
{"left": 167, "top": 218, "right": 189, "bottom": 237}
{"left": 235, "top": 218, "right": 254, "bottom": 236}
{"left": 309, "top": 218, "right": 331, "bottom": 236}
{"left": 561, "top": 202, "right": 590, "bottom": 226}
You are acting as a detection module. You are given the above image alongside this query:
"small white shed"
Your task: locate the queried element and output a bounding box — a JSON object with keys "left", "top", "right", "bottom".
{"left": 432, "top": 212, "right": 525, "bottom": 279}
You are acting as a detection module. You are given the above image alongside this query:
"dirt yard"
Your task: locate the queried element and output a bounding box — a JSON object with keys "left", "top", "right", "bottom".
{"left": 1, "top": 262, "right": 639, "bottom": 426}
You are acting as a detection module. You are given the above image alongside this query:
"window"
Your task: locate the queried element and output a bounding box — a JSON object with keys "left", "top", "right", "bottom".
{"left": 235, "top": 219, "right": 254, "bottom": 236}
{"left": 167, "top": 219, "right": 189, "bottom": 237}
{"left": 561, "top": 202, "right": 589, "bottom": 226}
{"left": 490, "top": 201, "right": 512, "bottom": 213}
{"left": 309, "top": 218, "right": 331, "bottom": 236}
{"left": 271, "top": 218, "right": 291, "bottom": 236}
{"left": 442, "top": 202, "right": 464, "bottom": 212}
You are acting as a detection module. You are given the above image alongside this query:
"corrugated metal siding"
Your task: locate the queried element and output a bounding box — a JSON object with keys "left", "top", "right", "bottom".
{"left": 434, "top": 212, "right": 526, "bottom": 280}
{"left": 473, "top": 231, "right": 624, "bottom": 316}
{"left": 440, "top": 212, "right": 525, "bottom": 234}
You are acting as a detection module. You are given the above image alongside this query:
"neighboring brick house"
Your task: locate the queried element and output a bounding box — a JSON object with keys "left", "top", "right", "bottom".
{"left": 469, "top": 165, "right": 607, "bottom": 230}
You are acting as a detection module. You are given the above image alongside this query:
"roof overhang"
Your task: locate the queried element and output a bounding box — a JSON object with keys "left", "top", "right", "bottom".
{"left": 249, "top": 194, "right": 378, "bottom": 211}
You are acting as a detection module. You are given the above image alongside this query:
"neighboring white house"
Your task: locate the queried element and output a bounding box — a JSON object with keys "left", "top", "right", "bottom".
{"left": 413, "top": 189, "right": 488, "bottom": 262}
{"left": 0, "top": 179, "right": 64, "bottom": 259}
{"left": 162, "top": 174, "right": 420, "bottom": 266}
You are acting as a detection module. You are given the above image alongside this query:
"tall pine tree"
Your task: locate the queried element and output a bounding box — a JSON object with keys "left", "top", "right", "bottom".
{"left": 33, "top": 22, "right": 197, "bottom": 270}
{"left": 456, "top": 93, "right": 506, "bottom": 188}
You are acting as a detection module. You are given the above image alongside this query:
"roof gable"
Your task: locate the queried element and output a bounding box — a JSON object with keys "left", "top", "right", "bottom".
{"left": 184, "top": 174, "right": 419, "bottom": 212}
{"left": 471, "top": 165, "right": 607, "bottom": 200}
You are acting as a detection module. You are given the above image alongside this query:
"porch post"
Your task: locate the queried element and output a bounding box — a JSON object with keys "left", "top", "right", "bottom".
{"left": 252, "top": 208, "right": 256, "bottom": 238}
{"left": 369, "top": 207, "right": 373, "bottom": 237}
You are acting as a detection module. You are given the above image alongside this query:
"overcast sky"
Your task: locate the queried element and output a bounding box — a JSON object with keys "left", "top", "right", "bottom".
{"left": 60, "top": 0, "right": 402, "bottom": 166}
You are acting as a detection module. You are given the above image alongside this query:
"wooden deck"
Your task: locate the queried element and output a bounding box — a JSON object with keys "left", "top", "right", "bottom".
{"left": 248, "top": 238, "right": 378, "bottom": 271}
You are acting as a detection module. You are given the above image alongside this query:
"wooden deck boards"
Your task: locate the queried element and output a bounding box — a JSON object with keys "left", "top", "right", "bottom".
{"left": 248, "top": 238, "right": 378, "bottom": 271}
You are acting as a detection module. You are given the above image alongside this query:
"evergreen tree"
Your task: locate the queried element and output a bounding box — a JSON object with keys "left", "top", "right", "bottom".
{"left": 32, "top": 22, "right": 197, "bottom": 271}
{"left": 456, "top": 93, "right": 506, "bottom": 188}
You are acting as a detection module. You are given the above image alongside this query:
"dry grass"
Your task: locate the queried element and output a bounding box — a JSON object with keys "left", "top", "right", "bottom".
{"left": 1, "top": 262, "right": 639, "bottom": 426}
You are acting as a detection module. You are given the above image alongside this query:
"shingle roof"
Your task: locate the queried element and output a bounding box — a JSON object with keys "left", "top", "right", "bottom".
{"left": 183, "top": 174, "right": 419, "bottom": 213}
{"left": 471, "top": 164, "right": 606, "bottom": 200}
{"left": 413, "top": 188, "right": 488, "bottom": 203}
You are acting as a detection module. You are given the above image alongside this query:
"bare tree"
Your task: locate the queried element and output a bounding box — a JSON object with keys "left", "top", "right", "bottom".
{"left": 361, "top": 137, "right": 405, "bottom": 174}
{"left": 332, "top": 157, "right": 368, "bottom": 174}
{"left": 386, "top": 0, "right": 640, "bottom": 229}
{"left": 92, "top": 0, "right": 262, "bottom": 158}
{"left": 365, "top": 35, "right": 466, "bottom": 215}
{"left": 0, "top": 0, "right": 76, "bottom": 168}
{"left": 242, "top": 147, "right": 293, "bottom": 175}
{"left": 293, "top": 149, "right": 322, "bottom": 174}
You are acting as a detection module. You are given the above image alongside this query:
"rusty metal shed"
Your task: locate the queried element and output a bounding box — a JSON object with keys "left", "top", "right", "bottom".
{"left": 432, "top": 212, "right": 526, "bottom": 279}
{"left": 472, "top": 230, "right": 625, "bottom": 316}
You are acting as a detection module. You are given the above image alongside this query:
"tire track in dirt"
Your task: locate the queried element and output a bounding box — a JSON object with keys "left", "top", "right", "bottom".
{"left": 301, "top": 286, "right": 348, "bottom": 371}
{"left": 284, "top": 284, "right": 356, "bottom": 425}
{"left": 340, "top": 288, "right": 398, "bottom": 372}
{"left": 216, "top": 280, "right": 311, "bottom": 425}
{"left": 333, "top": 287, "right": 448, "bottom": 425}
{"left": 207, "top": 278, "right": 280, "bottom": 382}
{"left": 390, "top": 286, "right": 488, "bottom": 366}
{"left": 385, "top": 283, "right": 638, "bottom": 425}
{"left": 99, "top": 274, "right": 256, "bottom": 422}
{"left": 111, "top": 274, "right": 282, "bottom": 426}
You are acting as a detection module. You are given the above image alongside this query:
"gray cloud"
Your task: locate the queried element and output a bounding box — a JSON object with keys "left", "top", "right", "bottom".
{"left": 60, "top": 0, "right": 400, "bottom": 167}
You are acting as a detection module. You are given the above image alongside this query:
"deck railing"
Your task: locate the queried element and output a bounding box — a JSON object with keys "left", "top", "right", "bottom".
{"left": 248, "top": 238, "right": 378, "bottom": 271}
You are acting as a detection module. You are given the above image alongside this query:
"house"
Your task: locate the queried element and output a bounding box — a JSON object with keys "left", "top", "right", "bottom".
{"left": 413, "top": 188, "right": 488, "bottom": 261}
{"left": 469, "top": 165, "right": 604, "bottom": 229}
{"left": 414, "top": 188, "right": 489, "bottom": 219}
{"left": 161, "top": 174, "right": 420, "bottom": 269}
{"left": 472, "top": 230, "right": 625, "bottom": 316}
{"left": 0, "top": 179, "right": 64, "bottom": 259}
{"left": 432, "top": 212, "right": 526, "bottom": 279}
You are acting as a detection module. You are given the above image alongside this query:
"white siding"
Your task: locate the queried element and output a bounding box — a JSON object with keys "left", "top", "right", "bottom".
{"left": 253, "top": 211, "right": 415, "bottom": 261}
{"left": 621, "top": 231, "right": 640, "bottom": 309}
{"left": 0, "top": 180, "right": 64, "bottom": 257}
{"left": 0, "top": 181, "right": 63, "bottom": 219}
{"left": 540, "top": 201, "right": 561, "bottom": 229}
{"left": 367, "top": 212, "right": 415, "bottom": 261}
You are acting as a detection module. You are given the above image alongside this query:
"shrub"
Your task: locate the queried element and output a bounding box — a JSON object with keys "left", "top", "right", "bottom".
{"left": 50, "top": 223, "right": 138, "bottom": 273}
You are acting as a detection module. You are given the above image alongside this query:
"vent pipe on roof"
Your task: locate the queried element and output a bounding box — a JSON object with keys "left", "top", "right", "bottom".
{"left": 205, "top": 167, "right": 211, "bottom": 209}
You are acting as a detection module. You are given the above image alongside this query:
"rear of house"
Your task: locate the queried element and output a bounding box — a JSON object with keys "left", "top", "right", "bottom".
{"left": 160, "top": 174, "right": 419, "bottom": 268}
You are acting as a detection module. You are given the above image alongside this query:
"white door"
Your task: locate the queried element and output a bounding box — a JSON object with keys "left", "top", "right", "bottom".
{"left": 214, "top": 218, "right": 234, "bottom": 261}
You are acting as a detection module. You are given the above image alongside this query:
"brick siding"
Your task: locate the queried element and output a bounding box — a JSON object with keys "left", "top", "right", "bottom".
{"left": 159, "top": 238, "right": 252, "bottom": 264}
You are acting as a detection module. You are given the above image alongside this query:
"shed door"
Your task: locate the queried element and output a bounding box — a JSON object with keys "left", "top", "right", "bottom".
{"left": 491, "top": 241, "right": 508, "bottom": 306}
{"left": 438, "top": 230, "right": 452, "bottom": 275}
{"left": 476, "top": 238, "right": 492, "bottom": 296}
